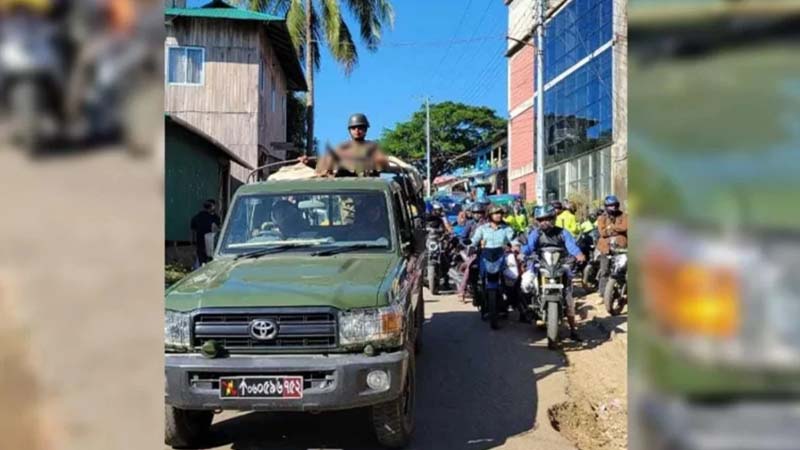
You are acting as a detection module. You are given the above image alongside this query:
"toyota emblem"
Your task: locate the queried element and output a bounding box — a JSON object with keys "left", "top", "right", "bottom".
{"left": 249, "top": 319, "right": 278, "bottom": 340}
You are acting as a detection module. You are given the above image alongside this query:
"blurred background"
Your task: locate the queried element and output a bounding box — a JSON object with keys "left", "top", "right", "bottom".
{"left": 0, "top": 0, "right": 164, "bottom": 449}
{"left": 629, "top": 0, "right": 800, "bottom": 449}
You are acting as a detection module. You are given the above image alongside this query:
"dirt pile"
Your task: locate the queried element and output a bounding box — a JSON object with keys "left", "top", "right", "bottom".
{"left": 548, "top": 297, "right": 628, "bottom": 450}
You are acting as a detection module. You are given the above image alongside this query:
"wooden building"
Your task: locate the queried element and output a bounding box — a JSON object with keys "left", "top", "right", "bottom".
{"left": 164, "top": 0, "right": 307, "bottom": 191}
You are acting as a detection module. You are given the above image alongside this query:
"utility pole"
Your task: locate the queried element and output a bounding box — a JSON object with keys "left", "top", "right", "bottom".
{"left": 426, "top": 97, "right": 432, "bottom": 198}
{"left": 535, "top": 0, "right": 546, "bottom": 205}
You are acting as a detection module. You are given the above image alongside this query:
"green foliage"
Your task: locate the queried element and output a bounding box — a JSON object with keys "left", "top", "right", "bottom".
{"left": 379, "top": 101, "right": 506, "bottom": 177}
{"left": 247, "top": 0, "right": 394, "bottom": 73}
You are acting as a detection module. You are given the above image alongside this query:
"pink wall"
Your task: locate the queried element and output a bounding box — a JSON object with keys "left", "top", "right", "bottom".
{"left": 509, "top": 45, "right": 534, "bottom": 111}
{"left": 509, "top": 108, "right": 536, "bottom": 202}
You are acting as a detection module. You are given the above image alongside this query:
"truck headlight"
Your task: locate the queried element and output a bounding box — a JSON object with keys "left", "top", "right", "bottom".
{"left": 165, "top": 310, "right": 191, "bottom": 350}
{"left": 339, "top": 303, "right": 404, "bottom": 347}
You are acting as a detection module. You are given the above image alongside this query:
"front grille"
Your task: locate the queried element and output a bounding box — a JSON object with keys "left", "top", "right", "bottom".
{"left": 192, "top": 307, "right": 338, "bottom": 353}
{"left": 188, "top": 370, "right": 335, "bottom": 391}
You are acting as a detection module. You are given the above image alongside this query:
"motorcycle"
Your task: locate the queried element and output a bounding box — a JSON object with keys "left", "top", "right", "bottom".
{"left": 522, "top": 246, "right": 575, "bottom": 349}
{"left": 477, "top": 247, "right": 507, "bottom": 330}
{"left": 576, "top": 231, "right": 600, "bottom": 290}
{"left": 447, "top": 237, "right": 475, "bottom": 301}
{"left": 603, "top": 242, "right": 628, "bottom": 315}
{"left": 424, "top": 217, "right": 447, "bottom": 295}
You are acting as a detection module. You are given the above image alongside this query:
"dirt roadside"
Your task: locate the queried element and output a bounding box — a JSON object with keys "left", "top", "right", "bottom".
{"left": 549, "top": 292, "right": 629, "bottom": 450}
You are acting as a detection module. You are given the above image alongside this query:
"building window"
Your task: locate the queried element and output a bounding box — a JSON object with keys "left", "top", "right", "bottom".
{"left": 519, "top": 182, "right": 527, "bottom": 202}
{"left": 167, "top": 46, "right": 204, "bottom": 85}
{"left": 544, "top": 47, "right": 613, "bottom": 166}
{"left": 544, "top": 0, "right": 613, "bottom": 83}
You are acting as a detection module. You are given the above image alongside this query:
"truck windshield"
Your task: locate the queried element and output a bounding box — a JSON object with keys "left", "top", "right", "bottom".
{"left": 219, "top": 192, "right": 392, "bottom": 255}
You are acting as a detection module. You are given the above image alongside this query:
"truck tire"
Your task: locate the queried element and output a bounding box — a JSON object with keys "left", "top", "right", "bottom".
{"left": 603, "top": 279, "right": 624, "bottom": 316}
{"left": 547, "top": 301, "right": 559, "bottom": 350}
{"left": 165, "top": 405, "right": 213, "bottom": 448}
{"left": 415, "top": 282, "right": 424, "bottom": 354}
{"left": 427, "top": 265, "right": 439, "bottom": 295}
{"left": 371, "top": 346, "right": 415, "bottom": 448}
{"left": 487, "top": 289, "right": 499, "bottom": 330}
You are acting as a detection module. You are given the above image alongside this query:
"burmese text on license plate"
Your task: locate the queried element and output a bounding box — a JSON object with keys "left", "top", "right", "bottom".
{"left": 219, "top": 376, "right": 303, "bottom": 399}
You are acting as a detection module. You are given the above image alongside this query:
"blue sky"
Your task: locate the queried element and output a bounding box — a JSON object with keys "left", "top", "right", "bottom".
{"left": 187, "top": 0, "right": 510, "bottom": 149}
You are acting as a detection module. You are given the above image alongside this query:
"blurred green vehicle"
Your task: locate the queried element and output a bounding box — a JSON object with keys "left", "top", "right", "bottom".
{"left": 630, "top": 1, "right": 800, "bottom": 449}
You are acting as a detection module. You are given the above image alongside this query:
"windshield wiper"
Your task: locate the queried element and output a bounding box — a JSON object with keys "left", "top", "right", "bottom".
{"left": 310, "top": 244, "right": 377, "bottom": 257}
{"left": 234, "top": 243, "right": 316, "bottom": 260}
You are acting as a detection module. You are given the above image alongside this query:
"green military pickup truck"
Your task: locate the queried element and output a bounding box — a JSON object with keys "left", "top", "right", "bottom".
{"left": 164, "top": 165, "right": 427, "bottom": 448}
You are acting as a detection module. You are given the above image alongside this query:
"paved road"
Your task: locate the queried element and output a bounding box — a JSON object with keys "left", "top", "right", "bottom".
{"left": 167, "top": 289, "right": 578, "bottom": 450}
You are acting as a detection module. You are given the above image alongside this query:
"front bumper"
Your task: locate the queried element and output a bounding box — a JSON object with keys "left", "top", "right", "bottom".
{"left": 165, "top": 350, "right": 408, "bottom": 412}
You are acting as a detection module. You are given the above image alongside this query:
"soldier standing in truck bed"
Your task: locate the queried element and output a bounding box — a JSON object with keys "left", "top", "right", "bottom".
{"left": 315, "top": 113, "right": 389, "bottom": 177}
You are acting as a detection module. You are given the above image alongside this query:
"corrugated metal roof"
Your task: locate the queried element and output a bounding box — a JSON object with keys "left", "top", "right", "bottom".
{"left": 164, "top": 7, "right": 281, "bottom": 22}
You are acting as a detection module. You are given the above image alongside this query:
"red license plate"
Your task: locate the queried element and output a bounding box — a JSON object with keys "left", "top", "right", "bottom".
{"left": 219, "top": 376, "right": 303, "bottom": 399}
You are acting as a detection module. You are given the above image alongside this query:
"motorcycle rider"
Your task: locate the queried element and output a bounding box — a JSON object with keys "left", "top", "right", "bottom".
{"left": 596, "top": 195, "right": 628, "bottom": 293}
{"left": 315, "top": 113, "right": 389, "bottom": 177}
{"left": 471, "top": 205, "right": 515, "bottom": 318}
{"left": 467, "top": 202, "right": 488, "bottom": 239}
{"left": 430, "top": 202, "right": 453, "bottom": 234}
{"left": 522, "top": 205, "right": 586, "bottom": 340}
{"left": 554, "top": 200, "right": 580, "bottom": 236}
{"left": 504, "top": 199, "right": 529, "bottom": 235}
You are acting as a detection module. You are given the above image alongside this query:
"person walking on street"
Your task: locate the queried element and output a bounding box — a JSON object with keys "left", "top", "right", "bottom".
{"left": 596, "top": 195, "right": 628, "bottom": 293}
{"left": 190, "top": 199, "right": 221, "bottom": 266}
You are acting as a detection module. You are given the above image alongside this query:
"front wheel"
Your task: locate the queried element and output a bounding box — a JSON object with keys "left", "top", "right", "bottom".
{"left": 427, "top": 265, "right": 439, "bottom": 295}
{"left": 371, "top": 346, "right": 415, "bottom": 448}
{"left": 164, "top": 405, "right": 213, "bottom": 448}
{"left": 546, "top": 301, "right": 559, "bottom": 349}
{"left": 10, "top": 81, "right": 43, "bottom": 151}
{"left": 603, "top": 278, "right": 626, "bottom": 316}
{"left": 487, "top": 289, "right": 499, "bottom": 330}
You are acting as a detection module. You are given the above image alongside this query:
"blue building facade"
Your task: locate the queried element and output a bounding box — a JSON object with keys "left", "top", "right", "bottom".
{"left": 541, "top": 0, "right": 619, "bottom": 203}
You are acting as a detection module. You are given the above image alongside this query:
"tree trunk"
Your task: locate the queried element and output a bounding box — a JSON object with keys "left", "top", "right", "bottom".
{"left": 304, "top": 0, "right": 314, "bottom": 156}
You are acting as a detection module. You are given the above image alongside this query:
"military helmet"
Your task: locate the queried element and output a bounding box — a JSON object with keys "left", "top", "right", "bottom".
{"left": 534, "top": 205, "right": 557, "bottom": 220}
{"left": 348, "top": 113, "right": 370, "bottom": 129}
{"left": 550, "top": 200, "right": 563, "bottom": 210}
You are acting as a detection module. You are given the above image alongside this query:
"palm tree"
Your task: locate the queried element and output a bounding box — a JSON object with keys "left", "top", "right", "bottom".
{"left": 247, "top": 0, "right": 394, "bottom": 155}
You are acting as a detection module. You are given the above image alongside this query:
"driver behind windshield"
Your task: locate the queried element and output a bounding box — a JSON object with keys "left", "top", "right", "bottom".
{"left": 350, "top": 199, "right": 389, "bottom": 242}
{"left": 522, "top": 205, "right": 586, "bottom": 341}
{"left": 271, "top": 200, "right": 307, "bottom": 239}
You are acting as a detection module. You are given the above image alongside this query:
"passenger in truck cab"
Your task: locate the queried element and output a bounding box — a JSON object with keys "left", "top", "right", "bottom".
{"left": 271, "top": 200, "right": 307, "bottom": 239}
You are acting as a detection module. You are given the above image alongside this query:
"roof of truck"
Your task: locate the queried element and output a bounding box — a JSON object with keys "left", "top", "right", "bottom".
{"left": 236, "top": 177, "right": 397, "bottom": 196}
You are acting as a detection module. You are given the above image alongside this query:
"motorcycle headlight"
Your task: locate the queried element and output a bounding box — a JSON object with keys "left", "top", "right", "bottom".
{"left": 165, "top": 310, "right": 191, "bottom": 351}
{"left": 641, "top": 222, "right": 800, "bottom": 370}
{"left": 339, "top": 303, "right": 404, "bottom": 348}
{"left": 427, "top": 241, "right": 439, "bottom": 252}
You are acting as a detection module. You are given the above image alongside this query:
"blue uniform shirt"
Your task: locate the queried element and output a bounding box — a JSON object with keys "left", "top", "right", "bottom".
{"left": 471, "top": 223, "right": 515, "bottom": 249}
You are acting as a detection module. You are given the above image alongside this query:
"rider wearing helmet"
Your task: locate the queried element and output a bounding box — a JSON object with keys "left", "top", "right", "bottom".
{"left": 467, "top": 202, "right": 488, "bottom": 238}
{"left": 430, "top": 202, "right": 453, "bottom": 234}
{"left": 315, "top": 113, "right": 388, "bottom": 177}
{"left": 522, "top": 205, "right": 586, "bottom": 340}
{"left": 596, "top": 195, "right": 628, "bottom": 292}
{"left": 554, "top": 200, "right": 580, "bottom": 236}
{"left": 471, "top": 205, "right": 514, "bottom": 249}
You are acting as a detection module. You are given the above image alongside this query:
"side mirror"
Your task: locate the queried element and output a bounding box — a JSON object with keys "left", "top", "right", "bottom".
{"left": 204, "top": 232, "right": 218, "bottom": 259}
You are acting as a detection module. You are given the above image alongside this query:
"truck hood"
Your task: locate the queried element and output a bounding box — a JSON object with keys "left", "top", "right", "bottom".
{"left": 166, "top": 253, "right": 399, "bottom": 312}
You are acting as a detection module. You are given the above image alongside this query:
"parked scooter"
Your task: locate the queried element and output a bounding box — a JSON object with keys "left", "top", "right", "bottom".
{"left": 522, "top": 246, "right": 575, "bottom": 349}
{"left": 603, "top": 242, "right": 628, "bottom": 315}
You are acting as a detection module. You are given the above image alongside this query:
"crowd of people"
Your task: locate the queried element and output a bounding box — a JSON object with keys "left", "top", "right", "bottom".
{"left": 428, "top": 193, "right": 628, "bottom": 340}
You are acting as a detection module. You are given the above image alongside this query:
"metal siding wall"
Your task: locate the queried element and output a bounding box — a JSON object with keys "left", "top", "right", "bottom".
{"left": 165, "top": 122, "right": 222, "bottom": 242}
